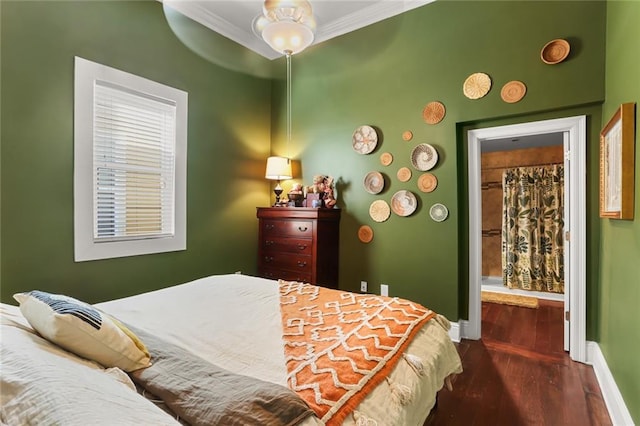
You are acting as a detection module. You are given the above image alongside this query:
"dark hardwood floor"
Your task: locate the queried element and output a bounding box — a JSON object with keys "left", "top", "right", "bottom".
{"left": 425, "top": 299, "right": 612, "bottom": 426}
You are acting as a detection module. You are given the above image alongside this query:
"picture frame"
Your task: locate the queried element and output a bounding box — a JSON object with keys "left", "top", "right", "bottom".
{"left": 599, "top": 102, "right": 636, "bottom": 219}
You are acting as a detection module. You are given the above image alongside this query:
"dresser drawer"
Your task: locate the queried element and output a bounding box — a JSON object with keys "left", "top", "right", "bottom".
{"left": 262, "top": 237, "right": 312, "bottom": 255}
{"left": 260, "top": 268, "right": 312, "bottom": 283}
{"left": 260, "top": 253, "right": 312, "bottom": 272}
{"left": 262, "top": 220, "right": 313, "bottom": 237}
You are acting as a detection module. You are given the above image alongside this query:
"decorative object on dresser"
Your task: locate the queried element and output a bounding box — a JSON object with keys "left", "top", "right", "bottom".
{"left": 287, "top": 182, "right": 305, "bottom": 207}
{"left": 257, "top": 207, "right": 340, "bottom": 288}
{"left": 265, "top": 156, "right": 292, "bottom": 206}
{"left": 306, "top": 175, "right": 337, "bottom": 208}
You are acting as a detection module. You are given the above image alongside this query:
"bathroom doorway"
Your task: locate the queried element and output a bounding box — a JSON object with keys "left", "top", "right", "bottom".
{"left": 467, "top": 116, "right": 587, "bottom": 363}
{"left": 480, "top": 134, "right": 565, "bottom": 303}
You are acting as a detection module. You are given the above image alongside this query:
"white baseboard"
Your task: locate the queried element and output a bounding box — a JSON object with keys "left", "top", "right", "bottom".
{"left": 586, "top": 341, "right": 635, "bottom": 426}
{"left": 448, "top": 321, "right": 461, "bottom": 342}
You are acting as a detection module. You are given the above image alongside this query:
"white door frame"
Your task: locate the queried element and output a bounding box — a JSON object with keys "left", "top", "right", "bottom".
{"left": 465, "top": 115, "right": 587, "bottom": 363}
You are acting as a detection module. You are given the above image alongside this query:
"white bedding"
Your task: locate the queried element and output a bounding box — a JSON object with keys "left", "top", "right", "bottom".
{"left": 97, "top": 274, "right": 462, "bottom": 426}
{"left": 0, "top": 304, "right": 181, "bottom": 426}
{"left": 97, "top": 274, "right": 290, "bottom": 387}
{"left": 1, "top": 274, "right": 461, "bottom": 426}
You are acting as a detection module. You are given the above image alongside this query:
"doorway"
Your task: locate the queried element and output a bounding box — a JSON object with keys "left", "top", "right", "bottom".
{"left": 480, "top": 133, "right": 565, "bottom": 302}
{"left": 466, "top": 116, "right": 587, "bottom": 363}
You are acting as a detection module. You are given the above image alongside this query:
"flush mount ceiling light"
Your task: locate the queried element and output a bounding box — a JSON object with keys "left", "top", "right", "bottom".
{"left": 254, "top": 0, "right": 316, "bottom": 55}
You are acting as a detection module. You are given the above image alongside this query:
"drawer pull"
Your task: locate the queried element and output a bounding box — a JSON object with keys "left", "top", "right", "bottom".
{"left": 297, "top": 244, "right": 307, "bottom": 250}
{"left": 265, "top": 240, "right": 274, "bottom": 246}
{"left": 297, "top": 261, "right": 307, "bottom": 268}
{"left": 264, "top": 256, "right": 274, "bottom": 263}
{"left": 265, "top": 224, "right": 275, "bottom": 230}
{"left": 298, "top": 226, "right": 308, "bottom": 232}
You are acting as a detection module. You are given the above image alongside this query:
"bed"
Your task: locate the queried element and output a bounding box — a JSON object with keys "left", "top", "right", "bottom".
{"left": 1, "top": 274, "right": 462, "bottom": 425}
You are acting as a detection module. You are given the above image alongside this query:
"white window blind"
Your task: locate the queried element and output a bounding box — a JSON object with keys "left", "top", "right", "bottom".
{"left": 74, "top": 56, "right": 187, "bottom": 262}
{"left": 93, "top": 81, "right": 176, "bottom": 241}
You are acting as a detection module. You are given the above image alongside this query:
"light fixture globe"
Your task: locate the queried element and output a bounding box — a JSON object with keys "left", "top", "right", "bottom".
{"left": 255, "top": 0, "right": 316, "bottom": 55}
{"left": 261, "top": 20, "right": 314, "bottom": 55}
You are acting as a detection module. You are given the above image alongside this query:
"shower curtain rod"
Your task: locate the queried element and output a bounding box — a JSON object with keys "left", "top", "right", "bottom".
{"left": 482, "top": 161, "right": 563, "bottom": 170}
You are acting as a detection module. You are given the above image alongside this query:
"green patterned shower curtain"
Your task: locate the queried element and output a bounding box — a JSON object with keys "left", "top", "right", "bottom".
{"left": 501, "top": 165, "right": 564, "bottom": 293}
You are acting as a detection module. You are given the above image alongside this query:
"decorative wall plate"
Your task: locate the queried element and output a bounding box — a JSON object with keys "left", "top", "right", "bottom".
{"left": 391, "top": 190, "right": 417, "bottom": 217}
{"left": 463, "top": 72, "right": 492, "bottom": 99}
{"left": 352, "top": 125, "right": 378, "bottom": 154}
{"left": 541, "top": 38, "right": 570, "bottom": 64}
{"left": 501, "top": 80, "right": 527, "bottom": 103}
{"left": 417, "top": 173, "right": 438, "bottom": 193}
{"left": 380, "top": 152, "right": 393, "bottom": 166}
{"left": 423, "top": 101, "right": 446, "bottom": 124}
{"left": 429, "top": 203, "right": 449, "bottom": 222}
{"left": 410, "top": 143, "right": 438, "bottom": 171}
{"left": 397, "top": 167, "right": 412, "bottom": 182}
{"left": 364, "top": 171, "right": 384, "bottom": 194}
{"left": 358, "top": 225, "right": 374, "bottom": 243}
{"left": 369, "top": 199, "right": 391, "bottom": 222}
{"left": 402, "top": 130, "right": 413, "bottom": 141}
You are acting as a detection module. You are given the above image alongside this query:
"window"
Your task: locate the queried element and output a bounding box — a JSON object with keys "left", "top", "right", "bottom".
{"left": 74, "top": 57, "right": 187, "bottom": 261}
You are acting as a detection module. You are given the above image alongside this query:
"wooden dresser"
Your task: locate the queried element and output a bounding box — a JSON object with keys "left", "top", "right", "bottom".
{"left": 256, "top": 207, "right": 340, "bottom": 288}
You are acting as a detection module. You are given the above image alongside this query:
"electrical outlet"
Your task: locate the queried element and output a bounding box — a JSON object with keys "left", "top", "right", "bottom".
{"left": 380, "top": 284, "right": 389, "bottom": 296}
{"left": 360, "top": 281, "right": 368, "bottom": 292}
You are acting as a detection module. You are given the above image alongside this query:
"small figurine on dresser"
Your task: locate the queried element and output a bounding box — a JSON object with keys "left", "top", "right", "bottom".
{"left": 307, "top": 175, "right": 336, "bottom": 208}
{"left": 287, "top": 182, "right": 304, "bottom": 207}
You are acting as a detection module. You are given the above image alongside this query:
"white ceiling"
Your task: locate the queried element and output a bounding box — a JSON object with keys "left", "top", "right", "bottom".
{"left": 161, "top": 0, "right": 434, "bottom": 60}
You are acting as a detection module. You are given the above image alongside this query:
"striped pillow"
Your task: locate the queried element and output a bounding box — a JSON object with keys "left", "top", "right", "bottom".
{"left": 13, "top": 291, "right": 150, "bottom": 372}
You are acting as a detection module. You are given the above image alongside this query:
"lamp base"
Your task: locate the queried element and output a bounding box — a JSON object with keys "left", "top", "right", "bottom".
{"left": 273, "top": 186, "right": 284, "bottom": 207}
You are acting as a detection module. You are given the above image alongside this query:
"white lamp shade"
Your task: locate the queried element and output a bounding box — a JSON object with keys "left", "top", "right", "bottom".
{"left": 265, "top": 156, "right": 293, "bottom": 180}
{"left": 261, "top": 20, "right": 314, "bottom": 55}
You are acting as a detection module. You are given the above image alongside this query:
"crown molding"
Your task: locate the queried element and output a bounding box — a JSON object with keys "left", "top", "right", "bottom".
{"left": 162, "top": 1, "right": 281, "bottom": 60}
{"left": 161, "top": 0, "right": 435, "bottom": 60}
{"left": 315, "top": 0, "right": 434, "bottom": 44}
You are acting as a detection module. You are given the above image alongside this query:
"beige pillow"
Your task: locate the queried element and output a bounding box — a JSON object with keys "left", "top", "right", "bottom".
{"left": 13, "top": 290, "right": 150, "bottom": 372}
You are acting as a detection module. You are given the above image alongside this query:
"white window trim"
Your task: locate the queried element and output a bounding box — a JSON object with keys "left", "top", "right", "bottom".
{"left": 74, "top": 57, "right": 187, "bottom": 262}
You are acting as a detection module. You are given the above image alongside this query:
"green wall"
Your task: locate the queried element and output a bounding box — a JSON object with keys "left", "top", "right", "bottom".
{"left": 0, "top": 1, "right": 272, "bottom": 303}
{"left": 275, "top": 0, "right": 606, "bottom": 324}
{"left": 600, "top": 1, "right": 640, "bottom": 422}
{"left": 1, "top": 0, "right": 637, "bottom": 419}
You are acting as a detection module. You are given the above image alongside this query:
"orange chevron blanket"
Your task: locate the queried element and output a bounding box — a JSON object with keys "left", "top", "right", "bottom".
{"left": 279, "top": 280, "right": 436, "bottom": 425}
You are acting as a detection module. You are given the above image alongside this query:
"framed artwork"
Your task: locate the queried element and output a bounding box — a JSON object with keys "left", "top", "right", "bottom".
{"left": 599, "top": 102, "right": 636, "bottom": 219}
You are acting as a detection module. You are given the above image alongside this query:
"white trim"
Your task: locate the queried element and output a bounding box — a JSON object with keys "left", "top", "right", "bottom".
{"left": 161, "top": 0, "right": 435, "bottom": 60}
{"left": 586, "top": 341, "right": 635, "bottom": 426}
{"left": 314, "top": 0, "right": 435, "bottom": 46}
{"left": 74, "top": 57, "right": 188, "bottom": 261}
{"left": 448, "top": 321, "right": 460, "bottom": 343}
{"left": 465, "top": 116, "right": 587, "bottom": 363}
{"left": 481, "top": 277, "right": 563, "bottom": 302}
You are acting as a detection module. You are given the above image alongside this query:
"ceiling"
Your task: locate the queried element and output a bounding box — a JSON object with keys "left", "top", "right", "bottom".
{"left": 160, "top": 1, "right": 566, "bottom": 153}
{"left": 161, "top": 0, "right": 434, "bottom": 60}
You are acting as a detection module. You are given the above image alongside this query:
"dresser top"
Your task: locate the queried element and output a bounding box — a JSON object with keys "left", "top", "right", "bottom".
{"left": 256, "top": 207, "right": 341, "bottom": 220}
